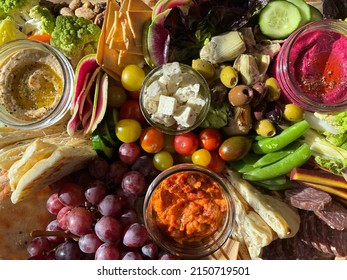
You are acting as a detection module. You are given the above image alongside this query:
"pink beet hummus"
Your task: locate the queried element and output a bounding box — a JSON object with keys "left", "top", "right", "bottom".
{"left": 289, "top": 29, "right": 347, "bottom": 105}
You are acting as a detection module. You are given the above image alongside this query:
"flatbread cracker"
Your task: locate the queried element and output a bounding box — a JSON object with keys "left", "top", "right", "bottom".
{"left": 10, "top": 138, "right": 96, "bottom": 203}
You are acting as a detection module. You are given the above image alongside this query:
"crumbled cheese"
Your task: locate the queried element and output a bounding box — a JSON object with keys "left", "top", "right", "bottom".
{"left": 146, "top": 80, "right": 163, "bottom": 101}
{"left": 143, "top": 98, "right": 158, "bottom": 114}
{"left": 187, "top": 97, "right": 206, "bottom": 111}
{"left": 174, "top": 106, "right": 197, "bottom": 128}
{"left": 173, "top": 84, "right": 200, "bottom": 103}
{"left": 151, "top": 112, "right": 176, "bottom": 127}
{"left": 157, "top": 95, "right": 177, "bottom": 115}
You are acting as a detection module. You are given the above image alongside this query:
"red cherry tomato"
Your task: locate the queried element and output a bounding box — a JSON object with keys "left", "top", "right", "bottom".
{"left": 174, "top": 132, "right": 199, "bottom": 155}
{"left": 119, "top": 99, "right": 146, "bottom": 125}
{"left": 207, "top": 151, "right": 226, "bottom": 173}
{"left": 199, "top": 128, "right": 222, "bottom": 151}
{"left": 140, "top": 127, "right": 165, "bottom": 153}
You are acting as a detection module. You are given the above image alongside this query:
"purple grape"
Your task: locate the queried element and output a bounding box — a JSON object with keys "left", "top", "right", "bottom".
{"left": 66, "top": 207, "right": 93, "bottom": 236}
{"left": 46, "top": 193, "right": 64, "bottom": 215}
{"left": 107, "top": 160, "right": 129, "bottom": 184}
{"left": 98, "top": 194, "right": 122, "bottom": 217}
{"left": 121, "top": 171, "right": 146, "bottom": 195}
{"left": 84, "top": 180, "right": 107, "bottom": 205}
{"left": 158, "top": 252, "right": 178, "bottom": 260}
{"left": 121, "top": 251, "right": 143, "bottom": 260}
{"left": 88, "top": 157, "right": 109, "bottom": 180}
{"left": 95, "top": 243, "right": 120, "bottom": 260}
{"left": 27, "top": 237, "right": 52, "bottom": 257}
{"left": 123, "top": 223, "right": 149, "bottom": 248}
{"left": 95, "top": 216, "right": 122, "bottom": 243}
{"left": 78, "top": 232, "right": 103, "bottom": 254}
{"left": 114, "top": 187, "right": 137, "bottom": 208}
{"left": 118, "top": 142, "right": 141, "bottom": 165}
{"left": 55, "top": 241, "right": 84, "bottom": 260}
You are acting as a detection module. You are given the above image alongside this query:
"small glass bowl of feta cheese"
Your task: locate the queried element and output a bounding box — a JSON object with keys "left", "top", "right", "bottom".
{"left": 139, "top": 62, "right": 211, "bottom": 135}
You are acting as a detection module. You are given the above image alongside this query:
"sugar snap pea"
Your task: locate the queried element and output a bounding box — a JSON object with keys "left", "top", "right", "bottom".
{"left": 253, "top": 176, "right": 292, "bottom": 191}
{"left": 252, "top": 120, "right": 310, "bottom": 154}
{"left": 243, "top": 143, "right": 312, "bottom": 181}
{"left": 252, "top": 141, "right": 301, "bottom": 168}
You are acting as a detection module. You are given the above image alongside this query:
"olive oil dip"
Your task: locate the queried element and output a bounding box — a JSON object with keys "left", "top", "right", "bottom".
{"left": 0, "top": 47, "right": 63, "bottom": 121}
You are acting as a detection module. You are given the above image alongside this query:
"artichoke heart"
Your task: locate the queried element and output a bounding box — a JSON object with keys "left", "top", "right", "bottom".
{"left": 199, "top": 31, "right": 246, "bottom": 64}
{"left": 233, "top": 54, "right": 260, "bottom": 86}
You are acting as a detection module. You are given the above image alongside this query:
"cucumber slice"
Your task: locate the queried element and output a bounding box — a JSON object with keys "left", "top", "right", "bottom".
{"left": 286, "top": 0, "right": 312, "bottom": 25}
{"left": 91, "top": 134, "right": 114, "bottom": 159}
{"left": 309, "top": 4, "right": 323, "bottom": 22}
{"left": 259, "top": 1, "right": 302, "bottom": 39}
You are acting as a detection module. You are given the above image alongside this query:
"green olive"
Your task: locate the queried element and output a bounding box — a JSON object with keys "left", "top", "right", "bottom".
{"left": 218, "top": 136, "right": 252, "bottom": 161}
{"left": 265, "top": 77, "right": 281, "bottom": 101}
{"left": 254, "top": 119, "right": 276, "bottom": 137}
{"left": 220, "top": 66, "right": 238, "bottom": 88}
{"left": 283, "top": 104, "right": 304, "bottom": 122}
{"left": 192, "top": 59, "right": 216, "bottom": 80}
{"left": 228, "top": 85, "right": 253, "bottom": 106}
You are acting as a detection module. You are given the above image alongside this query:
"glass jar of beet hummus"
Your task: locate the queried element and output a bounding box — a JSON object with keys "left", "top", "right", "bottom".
{"left": 275, "top": 19, "right": 347, "bottom": 112}
{"left": 143, "top": 164, "right": 234, "bottom": 259}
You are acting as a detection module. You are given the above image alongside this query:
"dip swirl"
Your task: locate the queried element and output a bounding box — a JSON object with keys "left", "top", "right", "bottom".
{"left": 0, "top": 49, "right": 63, "bottom": 121}
{"left": 289, "top": 29, "right": 347, "bottom": 105}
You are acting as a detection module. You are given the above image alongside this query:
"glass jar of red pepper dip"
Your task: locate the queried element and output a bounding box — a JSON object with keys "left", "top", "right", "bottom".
{"left": 143, "top": 164, "right": 234, "bottom": 259}
{"left": 275, "top": 19, "right": 347, "bottom": 112}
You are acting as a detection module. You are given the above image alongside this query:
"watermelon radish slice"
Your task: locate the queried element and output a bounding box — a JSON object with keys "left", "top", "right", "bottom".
{"left": 71, "top": 54, "right": 99, "bottom": 112}
{"left": 89, "top": 73, "right": 108, "bottom": 134}
{"left": 147, "top": 9, "right": 171, "bottom": 67}
{"left": 83, "top": 72, "right": 108, "bottom": 135}
{"left": 78, "top": 67, "right": 101, "bottom": 127}
{"left": 67, "top": 72, "right": 91, "bottom": 136}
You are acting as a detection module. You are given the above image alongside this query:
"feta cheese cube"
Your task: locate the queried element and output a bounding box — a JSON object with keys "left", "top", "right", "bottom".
{"left": 180, "top": 72, "right": 199, "bottom": 87}
{"left": 151, "top": 112, "right": 176, "bottom": 127}
{"left": 187, "top": 97, "right": 206, "bottom": 112}
{"left": 157, "top": 95, "right": 177, "bottom": 115}
{"left": 174, "top": 106, "right": 197, "bottom": 128}
{"left": 173, "top": 84, "right": 200, "bottom": 103}
{"left": 143, "top": 98, "right": 158, "bottom": 114}
{"left": 145, "top": 81, "right": 163, "bottom": 101}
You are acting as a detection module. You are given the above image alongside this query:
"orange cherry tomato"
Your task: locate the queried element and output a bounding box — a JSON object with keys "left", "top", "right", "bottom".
{"left": 140, "top": 127, "right": 165, "bottom": 153}
{"left": 207, "top": 151, "right": 226, "bottom": 173}
{"left": 199, "top": 128, "right": 222, "bottom": 151}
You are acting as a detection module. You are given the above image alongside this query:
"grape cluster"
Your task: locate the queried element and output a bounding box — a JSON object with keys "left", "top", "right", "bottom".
{"left": 27, "top": 143, "right": 176, "bottom": 260}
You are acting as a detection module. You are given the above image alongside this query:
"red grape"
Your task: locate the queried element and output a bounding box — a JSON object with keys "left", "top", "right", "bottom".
{"left": 58, "top": 182, "right": 85, "bottom": 207}
{"left": 131, "top": 155, "right": 153, "bottom": 177}
{"left": 121, "top": 171, "right": 146, "bottom": 195}
{"left": 119, "top": 208, "right": 138, "bottom": 228}
{"left": 95, "top": 243, "right": 120, "bottom": 260}
{"left": 122, "top": 223, "right": 148, "bottom": 248}
{"left": 57, "top": 206, "right": 73, "bottom": 230}
{"left": 46, "top": 193, "right": 64, "bottom": 215}
{"left": 78, "top": 232, "right": 103, "bottom": 254}
{"left": 118, "top": 142, "right": 141, "bottom": 165}
{"left": 27, "top": 237, "right": 52, "bottom": 257}
{"left": 66, "top": 207, "right": 93, "bottom": 236}
{"left": 84, "top": 180, "right": 107, "bottom": 205}
{"left": 98, "top": 194, "right": 122, "bottom": 217}
{"left": 141, "top": 243, "right": 159, "bottom": 259}
{"left": 121, "top": 251, "right": 143, "bottom": 260}
{"left": 55, "top": 241, "right": 84, "bottom": 260}
{"left": 46, "top": 219, "right": 64, "bottom": 243}
{"left": 95, "top": 216, "right": 122, "bottom": 243}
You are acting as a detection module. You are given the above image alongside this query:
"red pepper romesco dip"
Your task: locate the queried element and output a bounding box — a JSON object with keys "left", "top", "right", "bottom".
{"left": 150, "top": 170, "right": 227, "bottom": 243}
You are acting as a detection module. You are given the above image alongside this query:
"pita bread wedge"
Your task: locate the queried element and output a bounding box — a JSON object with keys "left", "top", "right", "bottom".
{"left": 223, "top": 168, "right": 300, "bottom": 239}
{"left": 10, "top": 138, "right": 96, "bottom": 203}
{"left": 8, "top": 139, "right": 57, "bottom": 191}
